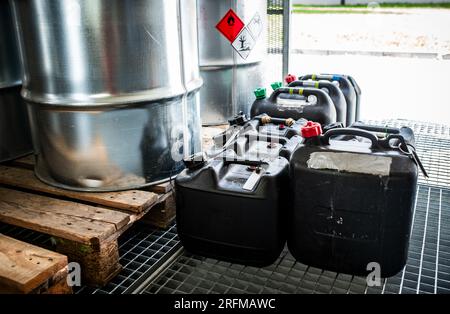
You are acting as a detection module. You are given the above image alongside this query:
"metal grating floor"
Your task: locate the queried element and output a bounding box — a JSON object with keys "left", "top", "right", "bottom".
{"left": 142, "top": 185, "right": 450, "bottom": 294}
{"left": 0, "top": 221, "right": 181, "bottom": 294}
{"left": 364, "top": 119, "right": 450, "bottom": 188}
{"left": 77, "top": 223, "right": 180, "bottom": 294}
{"left": 141, "top": 119, "right": 450, "bottom": 295}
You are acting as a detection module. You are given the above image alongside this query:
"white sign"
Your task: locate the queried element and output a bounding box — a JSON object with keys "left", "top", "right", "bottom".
{"left": 231, "top": 27, "right": 256, "bottom": 60}
{"left": 247, "top": 12, "right": 263, "bottom": 41}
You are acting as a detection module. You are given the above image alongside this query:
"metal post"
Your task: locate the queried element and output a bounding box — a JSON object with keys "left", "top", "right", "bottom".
{"left": 282, "top": 0, "right": 291, "bottom": 78}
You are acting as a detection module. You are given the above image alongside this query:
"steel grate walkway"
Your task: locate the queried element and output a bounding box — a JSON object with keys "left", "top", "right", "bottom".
{"left": 0, "top": 221, "right": 181, "bottom": 294}
{"left": 141, "top": 185, "right": 450, "bottom": 295}
{"left": 77, "top": 223, "right": 180, "bottom": 294}
{"left": 364, "top": 119, "right": 450, "bottom": 188}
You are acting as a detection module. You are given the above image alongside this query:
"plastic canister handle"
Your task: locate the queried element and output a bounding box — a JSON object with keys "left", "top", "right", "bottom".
{"left": 322, "top": 128, "right": 379, "bottom": 148}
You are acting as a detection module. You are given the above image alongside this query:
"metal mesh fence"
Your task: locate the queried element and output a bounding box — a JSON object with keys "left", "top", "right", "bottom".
{"left": 267, "top": 0, "right": 284, "bottom": 54}
{"left": 266, "top": 0, "right": 286, "bottom": 81}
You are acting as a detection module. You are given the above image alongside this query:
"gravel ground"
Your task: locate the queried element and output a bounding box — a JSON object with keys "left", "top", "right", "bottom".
{"left": 292, "top": 8, "right": 450, "bottom": 54}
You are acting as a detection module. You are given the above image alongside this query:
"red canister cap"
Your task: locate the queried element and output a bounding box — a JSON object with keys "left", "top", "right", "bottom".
{"left": 285, "top": 74, "right": 297, "bottom": 84}
{"left": 301, "top": 121, "right": 322, "bottom": 138}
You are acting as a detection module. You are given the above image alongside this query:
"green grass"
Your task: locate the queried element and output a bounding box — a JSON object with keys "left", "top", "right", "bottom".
{"left": 293, "top": 9, "right": 374, "bottom": 14}
{"left": 293, "top": 2, "right": 450, "bottom": 14}
{"left": 294, "top": 2, "right": 450, "bottom": 9}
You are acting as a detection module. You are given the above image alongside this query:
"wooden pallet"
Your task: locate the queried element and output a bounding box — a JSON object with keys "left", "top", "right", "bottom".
{"left": 0, "top": 156, "right": 175, "bottom": 287}
{"left": 0, "top": 234, "right": 72, "bottom": 294}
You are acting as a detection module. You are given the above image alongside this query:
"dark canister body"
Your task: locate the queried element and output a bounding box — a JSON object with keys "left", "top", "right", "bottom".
{"left": 207, "top": 113, "right": 305, "bottom": 160}
{"left": 251, "top": 87, "right": 337, "bottom": 126}
{"left": 300, "top": 74, "right": 358, "bottom": 125}
{"left": 289, "top": 127, "right": 418, "bottom": 277}
{"left": 176, "top": 156, "right": 289, "bottom": 266}
{"left": 288, "top": 80, "right": 347, "bottom": 126}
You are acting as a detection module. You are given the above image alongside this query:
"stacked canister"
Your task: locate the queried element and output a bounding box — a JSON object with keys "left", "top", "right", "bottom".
{"left": 11, "top": 0, "right": 203, "bottom": 191}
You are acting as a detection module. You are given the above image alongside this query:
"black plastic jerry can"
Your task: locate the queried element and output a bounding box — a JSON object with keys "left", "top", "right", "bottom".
{"left": 300, "top": 74, "right": 358, "bottom": 125}
{"left": 220, "top": 112, "right": 306, "bottom": 142}
{"left": 344, "top": 75, "right": 362, "bottom": 121}
{"left": 288, "top": 123, "right": 419, "bottom": 277}
{"left": 250, "top": 87, "right": 337, "bottom": 126}
{"left": 350, "top": 121, "right": 416, "bottom": 147}
{"left": 287, "top": 80, "right": 348, "bottom": 126}
{"left": 207, "top": 112, "right": 305, "bottom": 161}
{"left": 175, "top": 156, "right": 289, "bottom": 266}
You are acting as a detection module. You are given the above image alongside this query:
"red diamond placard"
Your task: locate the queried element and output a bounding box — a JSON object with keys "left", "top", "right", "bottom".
{"left": 216, "top": 9, "right": 245, "bottom": 43}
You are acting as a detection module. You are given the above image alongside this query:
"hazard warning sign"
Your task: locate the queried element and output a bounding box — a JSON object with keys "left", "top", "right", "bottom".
{"left": 247, "top": 12, "right": 263, "bottom": 41}
{"left": 216, "top": 9, "right": 245, "bottom": 43}
{"left": 231, "top": 27, "right": 256, "bottom": 60}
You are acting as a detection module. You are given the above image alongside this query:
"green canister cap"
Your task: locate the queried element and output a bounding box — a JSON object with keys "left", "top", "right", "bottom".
{"left": 254, "top": 87, "right": 267, "bottom": 100}
{"left": 271, "top": 82, "right": 283, "bottom": 91}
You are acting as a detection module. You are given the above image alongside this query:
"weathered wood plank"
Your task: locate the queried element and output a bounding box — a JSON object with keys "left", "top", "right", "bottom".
{"left": 0, "top": 188, "right": 129, "bottom": 245}
{"left": 148, "top": 181, "right": 174, "bottom": 194}
{"left": 7, "top": 154, "right": 34, "bottom": 170}
{"left": 0, "top": 187, "right": 129, "bottom": 229}
{"left": 140, "top": 193, "right": 176, "bottom": 229}
{"left": 42, "top": 268, "right": 72, "bottom": 294}
{"left": 0, "top": 166, "right": 158, "bottom": 213}
{"left": 0, "top": 234, "right": 69, "bottom": 294}
{"left": 54, "top": 238, "right": 121, "bottom": 287}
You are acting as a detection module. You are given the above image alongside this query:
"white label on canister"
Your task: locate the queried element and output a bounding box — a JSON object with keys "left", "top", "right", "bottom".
{"left": 243, "top": 170, "right": 262, "bottom": 191}
{"left": 307, "top": 152, "right": 392, "bottom": 176}
{"left": 277, "top": 98, "right": 308, "bottom": 110}
{"left": 303, "top": 81, "right": 316, "bottom": 87}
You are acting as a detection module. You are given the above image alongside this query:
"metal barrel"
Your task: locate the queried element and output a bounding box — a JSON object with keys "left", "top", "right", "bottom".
{"left": 12, "top": 0, "right": 203, "bottom": 192}
{"left": 198, "top": 0, "right": 267, "bottom": 126}
{"left": 0, "top": 1, "right": 32, "bottom": 163}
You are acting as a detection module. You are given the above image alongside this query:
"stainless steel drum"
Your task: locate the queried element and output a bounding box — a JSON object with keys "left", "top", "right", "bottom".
{"left": 0, "top": 1, "right": 32, "bottom": 163}
{"left": 198, "top": 0, "right": 267, "bottom": 126}
{"left": 12, "top": 0, "right": 203, "bottom": 191}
